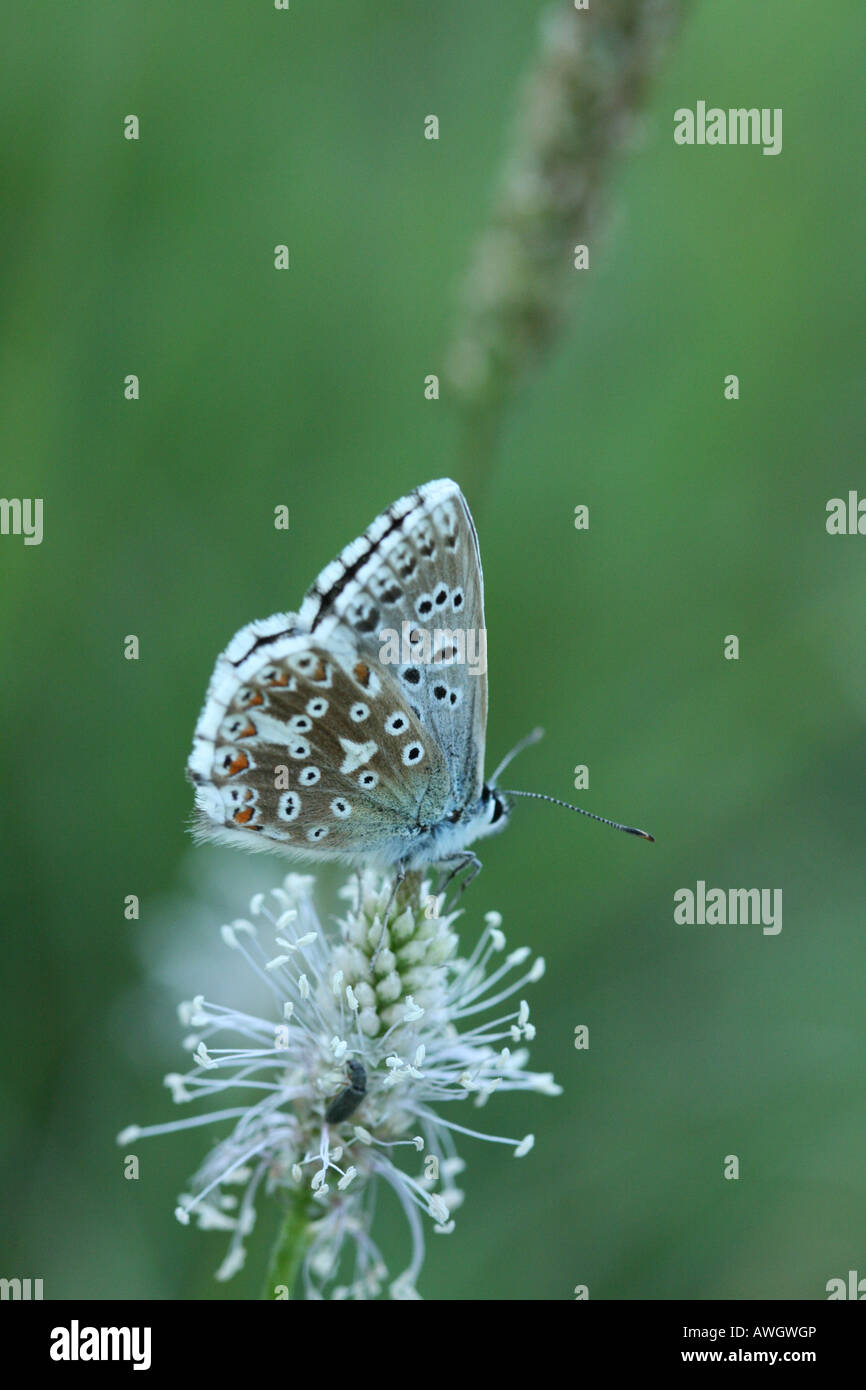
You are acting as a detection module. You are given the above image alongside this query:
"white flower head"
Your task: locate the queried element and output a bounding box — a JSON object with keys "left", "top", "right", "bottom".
{"left": 120, "top": 869, "right": 560, "bottom": 1299}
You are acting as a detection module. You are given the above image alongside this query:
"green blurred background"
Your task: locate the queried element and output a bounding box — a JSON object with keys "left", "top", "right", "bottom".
{"left": 1, "top": 0, "right": 863, "bottom": 1300}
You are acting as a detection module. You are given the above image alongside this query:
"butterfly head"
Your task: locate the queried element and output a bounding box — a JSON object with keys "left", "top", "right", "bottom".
{"left": 477, "top": 783, "right": 510, "bottom": 836}
{"left": 442, "top": 783, "right": 510, "bottom": 848}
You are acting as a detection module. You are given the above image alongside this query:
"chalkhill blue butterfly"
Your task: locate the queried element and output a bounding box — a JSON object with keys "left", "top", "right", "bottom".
{"left": 187, "top": 479, "right": 652, "bottom": 886}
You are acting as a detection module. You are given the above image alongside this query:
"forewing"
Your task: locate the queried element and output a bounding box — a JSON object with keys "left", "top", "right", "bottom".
{"left": 297, "top": 479, "right": 488, "bottom": 805}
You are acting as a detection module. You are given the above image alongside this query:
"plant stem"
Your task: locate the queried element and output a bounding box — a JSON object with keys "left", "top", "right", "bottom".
{"left": 446, "top": 0, "right": 690, "bottom": 508}
{"left": 262, "top": 1189, "right": 316, "bottom": 1300}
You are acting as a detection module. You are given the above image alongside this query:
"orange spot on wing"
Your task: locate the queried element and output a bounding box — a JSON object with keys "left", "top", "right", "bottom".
{"left": 234, "top": 807, "right": 255, "bottom": 824}
{"left": 237, "top": 721, "right": 257, "bottom": 739}
{"left": 354, "top": 662, "right": 369, "bottom": 686}
{"left": 227, "top": 753, "right": 250, "bottom": 776}
{"left": 312, "top": 660, "right": 327, "bottom": 682}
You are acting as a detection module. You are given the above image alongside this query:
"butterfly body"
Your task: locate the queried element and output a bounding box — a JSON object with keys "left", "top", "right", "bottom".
{"left": 188, "top": 480, "right": 510, "bottom": 873}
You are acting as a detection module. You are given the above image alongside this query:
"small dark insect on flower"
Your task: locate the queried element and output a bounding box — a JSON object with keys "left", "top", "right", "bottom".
{"left": 324, "top": 1058, "right": 368, "bottom": 1125}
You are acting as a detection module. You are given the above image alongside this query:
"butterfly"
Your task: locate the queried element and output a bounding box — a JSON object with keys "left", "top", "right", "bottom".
{"left": 187, "top": 478, "right": 652, "bottom": 884}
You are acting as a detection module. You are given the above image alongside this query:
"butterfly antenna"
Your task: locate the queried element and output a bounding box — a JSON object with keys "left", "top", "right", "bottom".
{"left": 502, "top": 789, "right": 655, "bottom": 841}
{"left": 490, "top": 726, "right": 545, "bottom": 784}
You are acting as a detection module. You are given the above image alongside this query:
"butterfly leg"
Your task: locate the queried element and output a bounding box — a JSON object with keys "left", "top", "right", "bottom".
{"left": 438, "top": 852, "right": 483, "bottom": 911}
{"left": 385, "top": 859, "right": 406, "bottom": 915}
{"left": 371, "top": 861, "right": 407, "bottom": 967}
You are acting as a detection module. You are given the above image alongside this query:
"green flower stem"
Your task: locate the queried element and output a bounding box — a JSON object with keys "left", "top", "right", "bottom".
{"left": 447, "top": 0, "right": 690, "bottom": 508}
{"left": 262, "top": 1189, "right": 317, "bottom": 1300}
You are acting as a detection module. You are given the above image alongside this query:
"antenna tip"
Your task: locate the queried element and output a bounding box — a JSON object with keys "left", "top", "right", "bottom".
{"left": 634, "top": 829, "right": 655, "bottom": 842}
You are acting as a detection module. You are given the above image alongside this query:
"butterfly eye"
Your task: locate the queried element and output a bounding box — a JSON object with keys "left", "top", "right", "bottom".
{"left": 447, "top": 808, "right": 461, "bottom": 824}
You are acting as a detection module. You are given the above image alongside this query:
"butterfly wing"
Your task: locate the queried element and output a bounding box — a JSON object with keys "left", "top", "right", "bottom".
{"left": 297, "top": 479, "right": 488, "bottom": 807}
{"left": 187, "top": 613, "right": 451, "bottom": 865}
